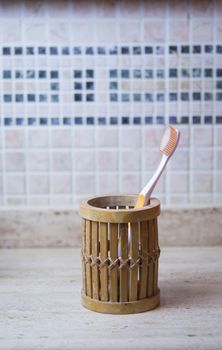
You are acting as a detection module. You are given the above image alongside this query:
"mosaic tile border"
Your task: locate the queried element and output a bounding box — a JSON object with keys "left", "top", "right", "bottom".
{"left": 1, "top": 45, "right": 222, "bottom": 56}
{"left": 1, "top": 115, "right": 222, "bottom": 126}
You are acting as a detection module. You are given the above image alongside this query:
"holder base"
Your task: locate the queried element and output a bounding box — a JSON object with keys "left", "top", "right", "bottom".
{"left": 81, "top": 290, "right": 160, "bottom": 314}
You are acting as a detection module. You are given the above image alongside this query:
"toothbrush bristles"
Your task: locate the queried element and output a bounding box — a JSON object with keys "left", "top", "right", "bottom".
{"left": 160, "top": 126, "right": 179, "bottom": 156}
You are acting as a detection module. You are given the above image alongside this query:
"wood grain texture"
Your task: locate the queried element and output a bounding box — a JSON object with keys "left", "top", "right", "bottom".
{"left": 109, "top": 223, "right": 118, "bottom": 302}
{"left": 82, "top": 219, "right": 86, "bottom": 295}
{"left": 0, "top": 248, "right": 222, "bottom": 349}
{"left": 85, "top": 220, "right": 92, "bottom": 298}
{"left": 153, "top": 217, "right": 159, "bottom": 295}
{"left": 119, "top": 223, "right": 129, "bottom": 302}
{"left": 129, "top": 222, "right": 139, "bottom": 301}
{"left": 148, "top": 219, "right": 155, "bottom": 297}
{"left": 100, "top": 222, "right": 108, "bottom": 301}
{"left": 91, "top": 221, "right": 99, "bottom": 299}
{"left": 139, "top": 221, "right": 148, "bottom": 299}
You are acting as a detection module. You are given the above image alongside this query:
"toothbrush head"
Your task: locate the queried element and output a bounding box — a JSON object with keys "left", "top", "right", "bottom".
{"left": 160, "top": 125, "right": 180, "bottom": 157}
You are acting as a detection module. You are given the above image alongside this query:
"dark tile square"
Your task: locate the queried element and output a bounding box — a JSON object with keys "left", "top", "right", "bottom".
{"left": 86, "top": 117, "right": 94, "bottom": 124}
{"left": 181, "top": 45, "right": 189, "bottom": 54}
{"left": 86, "top": 47, "right": 94, "bottom": 55}
{"left": 121, "top": 47, "right": 130, "bottom": 54}
{"left": 145, "top": 116, "right": 153, "bottom": 124}
{"left": 3, "top": 47, "right": 11, "bottom": 55}
{"left": 98, "top": 117, "right": 106, "bottom": 125}
{"left": 86, "top": 81, "right": 94, "bottom": 90}
{"left": 75, "top": 117, "right": 83, "bottom": 124}
{"left": 26, "top": 47, "right": 34, "bottom": 55}
{"left": 40, "top": 117, "right": 48, "bottom": 125}
{"left": 193, "top": 116, "right": 201, "bottom": 124}
{"left": 181, "top": 116, "right": 189, "bottom": 124}
{"left": 38, "top": 47, "right": 46, "bottom": 54}
{"left": 73, "top": 47, "right": 82, "bottom": 55}
{"left": 74, "top": 82, "right": 82, "bottom": 90}
{"left": 204, "top": 116, "right": 213, "bottom": 124}
{"left": 86, "top": 69, "right": 94, "bottom": 78}
{"left": 51, "top": 71, "right": 59, "bottom": 79}
{"left": 193, "top": 45, "right": 201, "bottom": 53}
{"left": 3, "top": 70, "right": 11, "bottom": 79}
{"left": 14, "top": 47, "right": 23, "bottom": 55}
{"left": 109, "top": 69, "right": 118, "bottom": 78}
{"left": 62, "top": 47, "right": 70, "bottom": 55}
{"left": 145, "top": 46, "right": 153, "bottom": 54}
{"left": 74, "top": 70, "right": 82, "bottom": 78}
{"left": 4, "top": 94, "right": 12, "bottom": 102}
{"left": 50, "top": 47, "right": 58, "bottom": 55}
{"left": 110, "top": 116, "right": 118, "bottom": 125}
{"left": 122, "top": 116, "right": 129, "bottom": 124}
{"left": 133, "top": 46, "right": 141, "bottom": 55}
{"left": 86, "top": 94, "right": 94, "bottom": 102}
{"left": 27, "top": 94, "right": 35, "bottom": 102}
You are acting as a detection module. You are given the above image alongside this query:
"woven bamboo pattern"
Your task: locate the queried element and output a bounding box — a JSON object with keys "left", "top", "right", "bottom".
{"left": 80, "top": 195, "right": 161, "bottom": 314}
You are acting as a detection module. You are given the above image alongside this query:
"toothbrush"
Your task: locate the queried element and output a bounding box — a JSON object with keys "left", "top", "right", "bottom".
{"left": 135, "top": 125, "right": 180, "bottom": 208}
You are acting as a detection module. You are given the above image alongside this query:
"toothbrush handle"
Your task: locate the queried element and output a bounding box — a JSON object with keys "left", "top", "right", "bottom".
{"left": 142, "top": 155, "right": 168, "bottom": 205}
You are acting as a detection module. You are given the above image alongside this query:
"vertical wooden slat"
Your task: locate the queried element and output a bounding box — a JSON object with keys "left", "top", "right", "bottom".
{"left": 153, "top": 218, "right": 159, "bottom": 295}
{"left": 109, "top": 223, "right": 118, "bottom": 302}
{"left": 91, "top": 221, "right": 99, "bottom": 299}
{"left": 129, "top": 222, "right": 139, "bottom": 301}
{"left": 82, "top": 219, "right": 86, "bottom": 294}
{"left": 119, "top": 223, "right": 128, "bottom": 302}
{"left": 139, "top": 220, "right": 148, "bottom": 299}
{"left": 85, "top": 219, "right": 92, "bottom": 298}
{"left": 100, "top": 222, "right": 108, "bottom": 301}
{"left": 147, "top": 219, "right": 155, "bottom": 297}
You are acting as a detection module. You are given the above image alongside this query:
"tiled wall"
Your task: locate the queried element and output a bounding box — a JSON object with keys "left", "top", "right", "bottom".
{"left": 0, "top": 0, "right": 221, "bottom": 208}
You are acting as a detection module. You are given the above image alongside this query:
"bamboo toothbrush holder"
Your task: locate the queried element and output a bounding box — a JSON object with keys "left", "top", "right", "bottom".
{"left": 80, "top": 194, "right": 161, "bottom": 314}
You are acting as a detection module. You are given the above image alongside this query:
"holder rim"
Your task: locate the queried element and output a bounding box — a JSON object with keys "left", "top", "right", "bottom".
{"left": 80, "top": 194, "right": 160, "bottom": 223}
{"left": 81, "top": 290, "right": 160, "bottom": 314}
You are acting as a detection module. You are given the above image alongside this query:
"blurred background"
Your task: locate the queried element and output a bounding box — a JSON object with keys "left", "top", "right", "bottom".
{"left": 0, "top": 0, "right": 221, "bottom": 246}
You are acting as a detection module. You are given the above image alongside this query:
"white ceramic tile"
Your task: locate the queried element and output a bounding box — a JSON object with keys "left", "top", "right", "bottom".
{"left": 5, "top": 152, "right": 25, "bottom": 172}
{"left": 28, "top": 175, "right": 49, "bottom": 194}
{"left": 97, "top": 150, "right": 118, "bottom": 171}
{"left": 28, "top": 151, "right": 49, "bottom": 171}
{"left": 74, "top": 150, "right": 95, "bottom": 172}
{"left": 120, "top": 173, "right": 141, "bottom": 193}
{"left": 51, "top": 151, "right": 72, "bottom": 172}
{"left": 95, "top": 128, "right": 118, "bottom": 147}
{"left": 193, "top": 127, "right": 213, "bottom": 146}
{"left": 75, "top": 174, "right": 95, "bottom": 194}
{"left": 191, "top": 149, "right": 213, "bottom": 170}
{"left": 169, "top": 173, "right": 189, "bottom": 193}
{"left": 73, "top": 128, "right": 94, "bottom": 148}
{"left": 98, "top": 173, "right": 119, "bottom": 193}
{"left": 5, "top": 175, "right": 25, "bottom": 194}
{"left": 27, "top": 130, "right": 49, "bottom": 148}
{"left": 4, "top": 130, "right": 25, "bottom": 148}
{"left": 119, "top": 127, "right": 141, "bottom": 148}
{"left": 51, "top": 129, "right": 72, "bottom": 148}
{"left": 170, "top": 149, "right": 190, "bottom": 171}
{"left": 192, "top": 173, "right": 212, "bottom": 193}
{"left": 51, "top": 174, "right": 72, "bottom": 194}
{"left": 120, "top": 150, "right": 141, "bottom": 171}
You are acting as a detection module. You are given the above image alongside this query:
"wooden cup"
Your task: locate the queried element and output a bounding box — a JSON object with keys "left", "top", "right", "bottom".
{"left": 80, "top": 195, "right": 161, "bottom": 314}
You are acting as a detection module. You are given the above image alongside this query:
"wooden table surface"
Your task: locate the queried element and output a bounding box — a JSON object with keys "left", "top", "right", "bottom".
{"left": 0, "top": 247, "right": 222, "bottom": 350}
